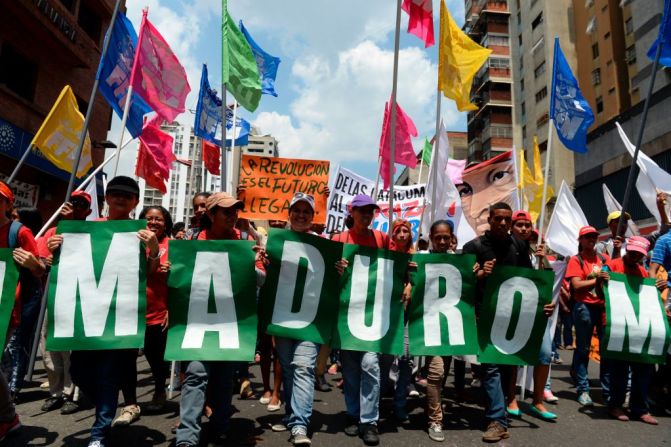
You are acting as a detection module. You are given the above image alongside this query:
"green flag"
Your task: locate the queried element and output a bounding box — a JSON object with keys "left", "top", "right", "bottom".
{"left": 222, "top": 1, "right": 262, "bottom": 112}
{"left": 602, "top": 272, "right": 671, "bottom": 364}
{"left": 47, "top": 220, "right": 147, "bottom": 351}
{"left": 0, "top": 249, "right": 19, "bottom": 349}
{"left": 421, "top": 137, "right": 432, "bottom": 166}
{"left": 408, "top": 253, "right": 478, "bottom": 356}
{"left": 259, "top": 229, "right": 343, "bottom": 344}
{"left": 165, "top": 240, "right": 258, "bottom": 361}
{"left": 332, "top": 245, "right": 408, "bottom": 355}
{"left": 477, "top": 265, "right": 553, "bottom": 365}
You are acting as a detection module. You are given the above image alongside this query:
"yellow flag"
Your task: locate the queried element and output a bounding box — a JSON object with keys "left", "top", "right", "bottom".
{"left": 438, "top": 0, "right": 492, "bottom": 111}
{"left": 30, "top": 85, "right": 92, "bottom": 178}
{"left": 519, "top": 137, "right": 554, "bottom": 223}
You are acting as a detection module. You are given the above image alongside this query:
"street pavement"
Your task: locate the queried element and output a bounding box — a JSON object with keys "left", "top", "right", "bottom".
{"left": 9, "top": 349, "right": 670, "bottom": 447}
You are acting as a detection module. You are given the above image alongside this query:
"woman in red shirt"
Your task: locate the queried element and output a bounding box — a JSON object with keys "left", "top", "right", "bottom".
{"left": 137, "top": 206, "right": 172, "bottom": 412}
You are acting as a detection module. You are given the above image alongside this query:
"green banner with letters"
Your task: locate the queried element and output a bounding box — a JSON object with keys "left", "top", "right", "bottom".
{"left": 165, "top": 240, "right": 258, "bottom": 361}
{"left": 332, "top": 245, "right": 408, "bottom": 355}
{"left": 603, "top": 272, "right": 671, "bottom": 364}
{"left": 0, "top": 249, "right": 19, "bottom": 349}
{"left": 260, "top": 229, "right": 343, "bottom": 344}
{"left": 408, "top": 253, "right": 478, "bottom": 356}
{"left": 47, "top": 220, "right": 147, "bottom": 351}
{"left": 477, "top": 265, "right": 553, "bottom": 365}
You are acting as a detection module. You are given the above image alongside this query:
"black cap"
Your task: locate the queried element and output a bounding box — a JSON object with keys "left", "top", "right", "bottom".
{"left": 106, "top": 176, "right": 140, "bottom": 197}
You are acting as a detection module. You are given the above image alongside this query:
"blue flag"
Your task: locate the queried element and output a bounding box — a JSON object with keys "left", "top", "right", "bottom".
{"left": 194, "top": 64, "right": 223, "bottom": 144}
{"left": 97, "top": 12, "right": 152, "bottom": 139}
{"left": 226, "top": 108, "right": 250, "bottom": 146}
{"left": 239, "top": 20, "right": 280, "bottom": 97}
{"left": 549, "top": 38, "right": 594, "bottom": 154}
{"left": 647, "top": 0, "right": 671, "bottom": 67}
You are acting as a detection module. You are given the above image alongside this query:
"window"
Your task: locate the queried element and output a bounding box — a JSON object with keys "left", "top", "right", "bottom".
{"left": 483, "top": 35, "right": 509, "bottom": 47}
{"left": 78, "top": 3, "right": 103, "bottom": 44}
{"left": 536, "top": 112, "right": 549, "bottom": 127}
{"left": 517, "top": 12, "right": 521, "bottom": 25}
{"left": 604, "top": 31, "right": 610, "bottom": 39}
{"left": 489, "top": 57, "right": 510, "bottom": 69}
{"left": 534, "top": 61, "right": 546, "bottom": 78}
{"left": 592, "top": 43, "right": 599, "bottom": 59}
{"left": 591, "top": 68, "right": 601, "bottom": 85}
{"left": 608, "top": 87, "right": 615, "bottom": 95}
{"left": 521, "top": 101, "right": 526, "bottom": 117}
{"left": 519, "top": 55, "right": 524, "bottom": 70}
{"left": 0, "top": 44, "right": 38, "bottom": 101}
{"left": 521, "top": 78, "right": 525, "bottom": 92}
{"left": 532, "top": 12, "right": 543, "bottom": 30}
{"left": 522, "top": 125, "right": 527, "bottom": 139}
{"left": 586, "top": 17, "right": 597, "bottom": 34}
{"left": 518, "top": 34, "right": 523, "bottom": 46}
{"left": 601, "top": 4, "right": 608, "bottom": 11}
{"left": 606, "top": 59, "right": 613, "bottom": 67}
{"left": 535, "top": 86, "right": 547, "bottom": 103}
{"left": 625, "top": 18, "right": 633, "bottom": 34}
{"left": 531, "top": 36, "right": 545, "bottom": 55}
{"left": 585, "top": 0, "right": 594, "bottom": 7}
{"left": 596, "top": 96, "right": 603, "bottom": 113}
{"left": 626, "top": 45, "right": 636, "bottom": 64}
{"left": 58, "top": 0, "right": 75, "bottom": 10}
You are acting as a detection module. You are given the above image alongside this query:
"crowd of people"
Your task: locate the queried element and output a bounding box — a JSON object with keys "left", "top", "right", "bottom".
{"left": 0, "top": 177, "right": 669, "bottom": 447}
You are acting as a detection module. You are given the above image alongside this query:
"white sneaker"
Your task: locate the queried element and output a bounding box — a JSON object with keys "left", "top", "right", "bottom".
{"left": 112, "top": 405, "right": 141, "bottom": 427}
{"left": 88, "top": 441, "right": 104, "bottom": 447}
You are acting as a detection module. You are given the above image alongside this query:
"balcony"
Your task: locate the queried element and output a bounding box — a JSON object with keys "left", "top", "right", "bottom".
{"left": 481, "top": 125, "right": 513, "bottom": 142}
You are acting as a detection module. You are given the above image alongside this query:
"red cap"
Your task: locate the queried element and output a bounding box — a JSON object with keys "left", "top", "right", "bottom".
{"left": 578, "top": 226, "right": 599, "bottom": 238}
{"left": 71, "top": 190, "right": 92, "bottom": 204}
{"left": 0, "top": 182, "right": 14, "bottom": 205}
{"left": 512, "top": 210, "right": 532, "bottom": 223}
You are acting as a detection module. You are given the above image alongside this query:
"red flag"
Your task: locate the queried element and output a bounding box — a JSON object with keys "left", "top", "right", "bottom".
{"left": 202, "top": 139, "right": 221, "bottom": 175}
{"left": 379, "top": 100, "right": 418, "bottom": 189}
{"left": 402, "top": 0, "right": 435, "bottom": 47}
{"left": 135, "top": 117, "right": 175, "bottom": 193}
{"left": 130, "top": 11, "right": 191, "bottom": 122}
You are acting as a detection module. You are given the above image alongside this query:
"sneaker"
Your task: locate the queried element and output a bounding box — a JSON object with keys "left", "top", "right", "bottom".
{"left": 315, "top": 375, "right": 331, "bottom": 392}
{"left": 482, "top": 421, "right": 509, "bottom": 443}
{"left": 112, "top": 404, "right": 141, "bottom": 426}
{"left": 290, "top": 426, "right": 311, "bottom": 445}
{"left": 407, "top": 383, "right": 420, "bottom": 397}
{"left": 0, "top": 415, "right": 21, "bottom": 442}
{"left": 39, "top": 381, "right": 50, "bottom": 389}
{"left": 638, "top": 413, "right": 658, "bottom": 425}
{"left": 428, "top": 423, "right": 445, "bottom": 442}
{"left": 271, "top": 423, "right": 288, "bottom": 432}
{"left": 60, "top": 399, "right": 80, "bottom": 415}
{"left": 176, "top": 444, "right": 195, "bottom": 447}
{"left": 552, "top": 356, "right": 563, "bottom": 365}
{"left": 41, "top": 396, "right": 64, "bottom": 412}
{"left": 543, "top": 390, "right": 559, "bottom": 403}
{"left": 471, "top": 378, "right": 481, "bottom": 388}
{"left": 577, "top": 392, "right": 594, "bottom": 407}
{"left": 267, "top": 400, "right": 282, "bottom": 412}
{"left": 609, "top": 407, "right": 629, "bottom": 421}
{"left": 145, "top": 391, "right": 167, "bottom": 412}
{"left": 344, "top": 416, "right": 359, "bottom": 436}
{"left": 327, "top": 363, "right": 338, "bottom": 375}
{"left": 87, "top": 441, "right": 104, "bottom": 447}
{"left": 360, "top": 423, "right": 379, "bottom": 446}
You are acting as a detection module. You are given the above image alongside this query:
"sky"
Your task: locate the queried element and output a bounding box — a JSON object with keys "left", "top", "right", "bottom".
{"left": 108, "top": 0, "right": 468, "bottom": 181}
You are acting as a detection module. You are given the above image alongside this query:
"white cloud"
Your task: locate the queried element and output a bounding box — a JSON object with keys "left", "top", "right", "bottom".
{"left": 253, "top": 39, "right": 461, "bottom": 165}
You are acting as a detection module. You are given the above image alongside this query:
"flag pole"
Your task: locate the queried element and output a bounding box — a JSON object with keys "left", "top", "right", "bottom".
{"left": 536, "top": 121, "right": 554, "bottom": 239}
{"left": 429, "top": 98, "right": 443, "bottom": 226}
{"left": 229, "top": 100, "right": 239, "bottom": 193}
{"left": 387, "top": 0, "right": 402, "bottom": 239}
{"left": 616, "top": 40, "right": 664, "bottom": 238}
{"left": 113, "top": 6, "right": 148, "bottom": 178}
{"left": 6, "top": 144, "right": 34, "bottom": 184}
{"left": 416, "top": 147, "right": 426, "bottom": 186}
{"left": 371, "top": 155, "right": 382, "bottom": 199}
{"left": 221, "top": 0, "right": 228, "bottom": 192}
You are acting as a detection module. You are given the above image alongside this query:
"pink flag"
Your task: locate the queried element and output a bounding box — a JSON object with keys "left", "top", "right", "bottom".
{"left": 402, "top": 0, "right": 435, "bottom": 47}
{"left": 131, "top": 11, "right": 191, "bottom": 123}
{"left": 379, "top": 100, "right": 419, "bottom": 189}
{"left": 135, "top": 116, "right": 175, "bottom": 194}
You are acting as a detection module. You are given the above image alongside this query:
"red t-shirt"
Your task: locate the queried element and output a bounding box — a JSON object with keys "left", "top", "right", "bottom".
{"left": 565, "top": 253, "right": 611, "bottom": 305}
{"left": 36, "top": 227, "right": 57, "bottom": 259}
{"left": 0, "top": 221, "right": 41, "bottom": 328}
{"left": 197, "top": 228, "right": 250, "bottom": 241}
{"left": 145, "top": 236, "right": 169, "bottom": 326}
{"left": 332, "top": 229, "right": 390, "bottom": 249}
{"left": 606, "top": 258, "right": 648, "bottom": 278}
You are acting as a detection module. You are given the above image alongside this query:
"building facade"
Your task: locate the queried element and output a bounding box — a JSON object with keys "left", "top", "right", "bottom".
{"left": 509, "top": 0, "right": 578, "bottom": 190}
{"left": 0, "top": 0, "right": 120, "bottom": 215}
{"left": 464, "top": 0, "right": 514, "bottom": 164}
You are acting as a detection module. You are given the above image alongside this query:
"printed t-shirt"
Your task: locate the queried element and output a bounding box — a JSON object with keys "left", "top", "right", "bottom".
{"left": 145, "top": 236, "right": 170, "bottom": 326}
{"left": 565, "top": 253, "right": 611, "bottom": 305}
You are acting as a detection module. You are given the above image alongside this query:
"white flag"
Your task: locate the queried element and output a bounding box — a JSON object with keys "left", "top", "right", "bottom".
{"left": 602, "top": 183, "right": 639, "bottom": 236}
{"left": 616, "top": 122, "right": 671, "bottom": 223}
{"left": 546, "top": 181, "right": 588, "bottom": 257}
{"left": 420, "top": 122, "right": 475, "bottom": 248}
{"left": 84, "top": 180, "right": 99, "bottom": 221}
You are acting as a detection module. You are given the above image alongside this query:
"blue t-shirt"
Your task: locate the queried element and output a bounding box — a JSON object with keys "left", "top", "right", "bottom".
{"left": 651, "top": 232, "right": 671, "bottom": 286}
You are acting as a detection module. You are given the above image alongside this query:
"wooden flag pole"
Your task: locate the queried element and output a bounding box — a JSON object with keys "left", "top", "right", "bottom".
{"left": 616, "top": 41, "right": 664, "bottom": 238}
{"left": 387, "top": 0, "right": 402, "bottom": 238}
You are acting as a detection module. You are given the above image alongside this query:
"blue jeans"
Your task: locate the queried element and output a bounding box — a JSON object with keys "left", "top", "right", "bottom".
{"left": 275, "top": 337, "right": 319, "bottom": 430}
{"left": 572, "top": 302, "right": 610, "bottom": 396}
{"left": 341, "top": 350, "right": 380, "bottom": 424}
{"left": 177, "top": 361, "right": 234, "bottom": 445}
{"left": 482, "top": 364, "right": 507, "bottom": 427}
{"left": 70, "top": 349, "right": 136, "bottom": 442}
{"left": 609, "top": 361, "right": 653, "bottom": 417}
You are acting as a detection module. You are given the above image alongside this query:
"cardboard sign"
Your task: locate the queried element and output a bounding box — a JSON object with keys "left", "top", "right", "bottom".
{"left": 239, "top": 155, "right": 330, "bottom": 224}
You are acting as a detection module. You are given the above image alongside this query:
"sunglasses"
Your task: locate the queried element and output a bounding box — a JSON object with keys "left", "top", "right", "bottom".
{"left": 71, "top": 199, "right": 89, "bottom": 209}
